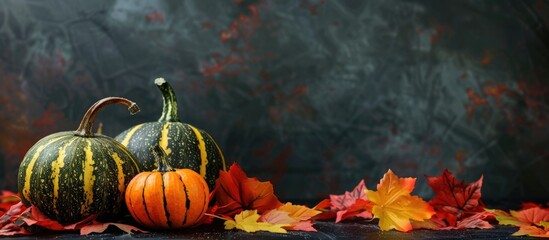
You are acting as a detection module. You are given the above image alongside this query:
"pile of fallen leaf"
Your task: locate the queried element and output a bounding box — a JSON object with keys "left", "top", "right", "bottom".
{"left": 0, "top": 194, "right": 147, "bottom": 236}
{"left": 2, "top": 165, "right": 549, "bottom": 238}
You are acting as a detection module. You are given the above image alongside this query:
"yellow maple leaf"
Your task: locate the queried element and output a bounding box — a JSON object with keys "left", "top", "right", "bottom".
{"left": 366, "top": 169, "right": 435, "bottom": 232}
{"left": 277, "top": 203, "right": 321, "bottom": 221}
{"left": 484, "top": 208, "right": 524, "bottom": 226}
{"left": 224, "top": 210, "right": 289, "bottom": 233}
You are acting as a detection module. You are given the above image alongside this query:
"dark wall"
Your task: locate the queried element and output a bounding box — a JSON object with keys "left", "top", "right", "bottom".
{"left": 1, "top": 0, "right": 549, "bottom": 203}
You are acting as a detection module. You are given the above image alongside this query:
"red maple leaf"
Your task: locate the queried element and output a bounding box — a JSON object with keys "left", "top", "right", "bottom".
{"left": 312, "top": 199, "right": 336, "bottom": 220}
{"left": 330, "top": 180, "right": 367, "bottom": 211}
{"left": 214, "top": 163, "right": 283, "bottom": 216}
{"left": 313, "top": 180, "right": 373, "bottom": 222}
{"left": 0, "top": 191, "right": 21, "bottom": 215}
{"left": 424, "top": 169, "right": 491, "bottom": 229}
{"left": 0, "top": 202, "right": 146, "bottom": 236}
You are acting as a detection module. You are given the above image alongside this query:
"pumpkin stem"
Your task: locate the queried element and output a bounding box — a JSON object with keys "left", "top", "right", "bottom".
{"left": 74, "top": 97, "right": 140, "bottom": 137}
{"left": 155, "top": 78, "right": 180, "bottom": 122}
{"left": 152, "top": 144, "right": 175, "bottom": 172}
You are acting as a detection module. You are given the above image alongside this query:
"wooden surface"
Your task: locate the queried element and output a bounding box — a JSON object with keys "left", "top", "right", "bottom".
{"left": 12, "top": 220, "right": 522, "bottom": 239}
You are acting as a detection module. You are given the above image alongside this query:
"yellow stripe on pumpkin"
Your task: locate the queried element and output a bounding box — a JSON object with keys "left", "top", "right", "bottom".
{"left": 22, "top": 136, "right": 64, "bottom": 202}
{"left": 112, "top": 153, "right": 126, "bottom": 196}
{"left": 81, "top": 140, "right": 95, "bottom": 215}
{"left": 160, "top": 123, "right": 172, "bottom": 155}
{"left": 189, "top": 125, "right": 208, "bottom": 177}
{"left": 52, "top": 138, "right": 77, "bottom": 215}
{"left": 121, "top": 124, "right": 144, "bottom": 146}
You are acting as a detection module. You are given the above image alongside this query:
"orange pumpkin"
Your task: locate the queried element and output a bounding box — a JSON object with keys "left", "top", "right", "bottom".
{"left": 125, "top": 145, "right": 210, "bottom": 229}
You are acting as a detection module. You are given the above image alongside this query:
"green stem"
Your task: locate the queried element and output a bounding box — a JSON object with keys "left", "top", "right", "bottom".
{"left": 152, "top": 144, "right": 174, "bottom": 172}
{"left": 74, "top": 97, "right": 140, "bottom": 137}
{"left": 155, "top": 78, "right": 180, "bottom": 122}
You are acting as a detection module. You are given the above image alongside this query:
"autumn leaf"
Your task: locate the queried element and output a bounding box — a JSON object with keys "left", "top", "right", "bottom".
{"left": 80, "top": 221, "right": 148, "bottom": 235}
{"left": 215, "top": 163, "right": 283, "bottom": 216}
{"left": 451, "top": 211, "right": 494, "bottom": 229}
{"left": 335, "top": 199, "right": 373, "bottom": 223}
{"left": 0, "top": 202, "right": 146, "bottom": 236}
{"left": 260, "top": 203, "right": 321, "bottom": 232}
{"left": 24, "top": 205, "right": 65, "bottom": 230}
{"left": 412, "top": 211, "right": 494, "bottom": 230}
{"left": 511, "top": 207, "right": 549, "bottom": 226}
{"left": 225, "top": 210, "right": 289, "bottom": 233}
{"left": 312, "top": 199, "right": 336, "bottom": 220}
{"left": 426, "top": 169, "right": 484, "bottom": 219}
{"left": 484, "top": 208, "right": 523, "bottom": 226}
{"left": 277, "top": 203, "right": 321, "bottom": 222}
{"left": 330, "top": 180, "right": 368, "bottom": 210}
{"left": 259, "top": 210, "right": 295, "bottom": 225}
{"left": 0, "top": 201, "right": 28, "bottom": 227}
{"left": 0, "top": 191, "right": 20, "bottom": 214}
{"left": 486, "top": 207, "right": 549, "bottom": 227}
{"left": 313, "top": 180, "right": 373, "bottom": 222}
{"left": 513, "top": 222, "right": 549, "bottom": 238}
{"left": 366, "top": 169, "right": 435, "bottom": 232}
{"left": 486, "top": 207, "right": 549, "bottom": 238}
{"left": 0, "top": 202, "right": 30, "bottom": 236}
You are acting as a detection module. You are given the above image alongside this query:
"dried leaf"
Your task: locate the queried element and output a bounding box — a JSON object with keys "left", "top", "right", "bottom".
{"left": 335, "top": 199, "right": 373, "bottom": 223}
{"left": 0, "top": 202, "right": 28, "bottom": 227}
{"left": 27, "top": 206, "right": 64, "bottom": 230}
{"left": 510, "top": 207, "right": 549, "bottom": 226}
{"left": 0, "top": 223, "right": 30, "bottom": 236}
{"left": 287, "top": 220, "right": 316, "bottom": 232}
{"left": 330, "top": 180, "right": 367, "bottom": 210}
{"left": 366, "top": 169, "right": 435, "bottom": 232}
{"left": 411, "top": 218, "right": 446, "bottom": 230}
{"left": 312, "top": 199, "right": 337, "bottom": 221}
{"left": 277, "top": 203, "right": 321, "bottom": 221}
{"left": 259, "top": 210, "right": 295, "bottom": 225}
{"left": 426, "top": 169, "right": 483, "bottom": 219}
{"left": 0, "top": 191, "right": 20, "bottom": 214}
{"left": 314, "top": 198, "right": 331, "bottom": 210}
{"left": 484, "top": 208, "right": 524, "bottom": 226}
{"left": 215, "top": 164, "right": 283, "bottom": 216}
{"left": 80, "top": 221, "right": 148, "bottom": 235}
{"left": 453, "top": 211, "right": 494, "bottom": 229}
{"left": 513, "top": 225, "right": 549, "bottom": 238}
{"left": 260, "top": 204, "right": 321, "bottom": 232}
{"left": 314, "top": 180, "right": 373, "bottom": 222}
{"left": 224, "top": 210, "right": 289, "bottom": 233}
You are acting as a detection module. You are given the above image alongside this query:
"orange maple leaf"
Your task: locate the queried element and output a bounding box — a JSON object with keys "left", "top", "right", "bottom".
{"left": 366, "top": 169, "right": 435, "bottom": 232}
{"left": 513, "top": 221, "right": 549, "bottom": 238}
{"left": 260, "top": 203, "right": 321, "bottom": 232}
{"left": 214, "top": 163, "right": 283, "bottom": 216}
{"left": 487, "top": 207, "right": 549, "bottom": 227}
{"left": 512, "top": 208, "right": 549, "bottom": 226}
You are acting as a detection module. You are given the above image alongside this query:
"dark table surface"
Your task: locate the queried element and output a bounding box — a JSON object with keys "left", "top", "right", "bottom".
{"left": 10, "top": 220, "right": 524, "bottom": 239}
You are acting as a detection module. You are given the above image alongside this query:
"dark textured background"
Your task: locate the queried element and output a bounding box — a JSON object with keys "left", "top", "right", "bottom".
{"left": 1, "top": 0, "right": 549, "bottom": 204}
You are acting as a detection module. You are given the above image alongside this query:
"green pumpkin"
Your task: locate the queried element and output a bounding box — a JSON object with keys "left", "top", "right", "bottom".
{"left": 115, "top": 78, "right": 226, "bottom": 189}
{"left": 17, "top": 97, "right": 141, "bottom": 224}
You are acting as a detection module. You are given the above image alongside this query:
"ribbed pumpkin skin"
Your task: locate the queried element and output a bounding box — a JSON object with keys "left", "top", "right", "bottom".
{"left": 115, "top": 119, "right": 225, "bottom": 190}
{"left": 17, "top": 131, "right": 140, "bottom": 224}
{"left": 125, "top": 169, "right": 209, "bottom": 229}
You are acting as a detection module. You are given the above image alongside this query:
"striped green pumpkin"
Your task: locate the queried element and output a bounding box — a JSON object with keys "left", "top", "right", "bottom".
{"left": 17, "top": 97, "right": 141, "bottom": 224}
{"left": 115, "top": 78, "right": 226, "bottom": 189}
